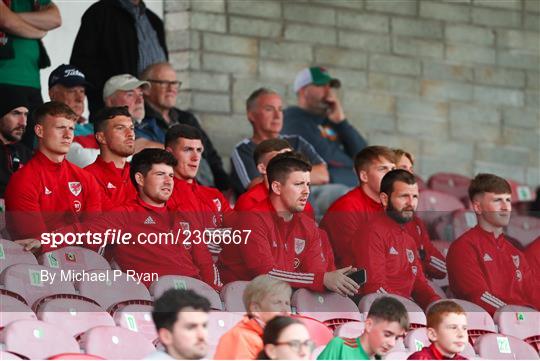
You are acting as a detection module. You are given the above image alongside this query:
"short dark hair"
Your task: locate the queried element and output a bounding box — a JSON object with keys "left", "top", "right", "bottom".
{"left": 253, "top": 138, "right": 292, "bottom": 165}
{"left": 152, "top": 289, "right": 211, "bottom": 332}
{"left": 129, "top": 148, "right": 177, "bottom": 187}
{"left": 266, "top": 151, "right": 312, "bottom": 188}
{"left": 93, "top": 106, "right": 132, "bottom": 133}
{"left": 165, "top": 124, "right": 203, "bottom": 148}
{"left": 380, "top": 169, "right": 417, "bottom": 196}
{"left": 468, "top": 173, "right": 511, "bottom": 201}
{"left": 354, "top": 146, "right": 396, "bottom": 173}
{"left": 34, "top": 101, "right": 78, "bottom": 125}
{"left": 246, "top": 87, "right": 278, "bottom": 112}
{"left": 367, "top": 296, "right": 409, "bottom": 331}
{"left": 257, "top": 316, "right": 306, "bottom": 360}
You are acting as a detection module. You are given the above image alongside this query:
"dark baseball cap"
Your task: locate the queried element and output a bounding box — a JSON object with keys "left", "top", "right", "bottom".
{"left": 48, "top": 64, "right": 93, "bottom": 89}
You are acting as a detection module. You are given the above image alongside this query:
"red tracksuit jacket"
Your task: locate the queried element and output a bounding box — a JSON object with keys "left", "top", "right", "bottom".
{"left": 353, "top": 214, "right": 441, "bottom": 309}
{"left": 85, "top": 156, "right": 137, "bottom": 210}
{"left": 5, "top": 151, "right": 102, "bottom": 240}
{"left": 320, "top": 186, "right": 382, "bottom": 268}
{"left": 235, "top": 182, "right": 315, "bottom": 219}
{"left": 219, "top": 198, "right": 328, "bottom": 291}
{"left": 408, "top": 344, "right": 467, "bottom": 360}
{"left": 447, "top": 226, "right": 540, "bottom": 315}
{"left": 525, "top": 237, "right": 539, "bottom": 276}
{"left": 49, "top": 197, "right": 221, "bottom": 290}
{"left": 404, "top": 217, "right": 447, "bottom": 279}
{"left": 321, "top": 186, "right": 447, "bottom": 279}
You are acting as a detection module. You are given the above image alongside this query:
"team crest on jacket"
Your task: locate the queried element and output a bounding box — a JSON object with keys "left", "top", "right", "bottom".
{"left": 295, "top": 238, "right": 306, "bottom": 254}
{"left": 406, "top": 249, "right": 415, "bottom": 263}
{"left": 213, "top": 198, "right": 221, "bottom": 212}
{"left": 68, "top": 182, "right": 82, "bottom": 196}
{"left": 73, "top": 200, "right": 82, "bottom": 213}
{"left": 512, "top": 255, "right": 520, "bottom": 269}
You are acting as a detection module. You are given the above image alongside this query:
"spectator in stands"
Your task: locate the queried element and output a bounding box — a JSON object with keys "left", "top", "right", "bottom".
{"left": 408, "top": 300, "right": 468, "bottom": 360}
{"left": 219, "top": 153, "right": 358, "bottom": 296}
{"left": 525, "top": 236, "right": 539, "bottom": 276}
{"left": 318, "top": 296, "right": 409, "bottom": 360}
{"left": 320, "top": 146, "right": 395, "bottom": 268}
{"left": 141, "top": 62, "right": 230, "bottom": 190}
{"left": 394, "top": 148, "right": 414, "bottom": 173}
{"left": 447, "top": 174, "right": 540, "bottom": 315}
{"left": 71, "top": 0, "right": 167, "bottom": 118}
{"left": 146, "top": 289, "right": 210, "bottom": 360}
{"left": 6, "top": 101, "right": 101, "bottom": 242}
{"left": 393, "top": 148, "right": 447, "bottom": 279}
{"left": 0, "top": 93, "right": 32, "bottom": 198}
{"left": 233, "top": 87, "right": 348, "bottom": 217}
{"left": 258, "top": 316, "right": 314, "bottom": 360}
{"left": 85, "top": 106, "right": 137, "bottom": 210}
{"left": 48, "top": 64, "right": 100, "bottom": 167}
{"left": 353, "top": 169, "right": 441, "bottom": 309}
{"left": 283, "top": 67, "right": 367, "bottom": 188}
{"left": 103, "top": 74, "right": 159, "bottom": 153}
{"left": 215, "top": 275, "right": 292, "bottom": 360}
{"left": 0, "top": 0, "right": 61, "bottom": 149}
{"left": 15, "top": 149, "right": 221, "bottom": 291}
{"left": 165, "top": 124, "right": 231, "bottom": 257}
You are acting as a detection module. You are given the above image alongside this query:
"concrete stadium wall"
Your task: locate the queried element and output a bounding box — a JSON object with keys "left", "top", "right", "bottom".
{"left": 165, "top": 0, "right": 539, "bottom": 186}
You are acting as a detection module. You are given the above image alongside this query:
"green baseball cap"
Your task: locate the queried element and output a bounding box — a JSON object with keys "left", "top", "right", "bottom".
{"left": 294, "top": 66, "right": 341, "bottom": 92}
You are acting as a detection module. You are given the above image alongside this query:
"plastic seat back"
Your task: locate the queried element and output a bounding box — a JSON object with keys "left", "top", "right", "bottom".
{"left": 79, "top": 326, "right": 155, "bottom": 359}
{"left": 0, "top": 319, "right": 79, "bottom": 359}
{"left": 75, "top": 270, "right": 151, "bottom": 311}
{"left": 428, "top": 173, "right": 471, "bottom": 202}
{"left": 0, "top": 293, "right": 37, "bottom": 328}
{"left": 358, "top": 293, "right": 426, "bottom": 329}
{"left": 39, "top": 246, "right": 110, "bottom": 272}
{"left": 207, "top": 311, "right": 244, "bottom": 358}
{"left": 220, "top": 280, "right": 249, "bottom": 312}
{"left": 494, "top": 305, "right": 540, "bottom": 351}
{"left": 0, "top": 239, "right": 38, "bottom": 274}
{"left": 507, "top": 215, "right": 540, "bottom": 248}
{"left": 452, "top": 209, "right": 478, "bottom": 240}
{"left": 333, "top": 321, "right": 365, "bottom": 338}
{"left": 474, "top": 333, "right": 539, "bottom": 360}
{"left": 112, "top": 303, "right": 157, "bottom": 343}
{"left": 404, "top": 328, "right": 431, "bottom": 352}
{"left": 1, "top": 264, "right": 77, "bottom": 309}
{"left": 36, "top": 297, "right": 115, "bottom": 337}
{"left": 291, "top": 315, "right": 333, "bottom": 347}
{"left": 149, "top": 275, "right": 222, "bottom": 310}
{"left": 291, "top": 289, "right": 361, "bottom": 330}
{"left": 417, "top": 190, "right": 465, "bottom": 238}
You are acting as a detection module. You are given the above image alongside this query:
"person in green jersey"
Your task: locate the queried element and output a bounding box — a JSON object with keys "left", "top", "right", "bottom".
{"left": 318, "top": 297, "right": 409, "bottom": 360}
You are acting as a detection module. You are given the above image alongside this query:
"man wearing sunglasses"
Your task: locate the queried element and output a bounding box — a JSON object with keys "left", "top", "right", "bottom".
{"left": 140, "top": 62, "right": 231, "bottom": 191}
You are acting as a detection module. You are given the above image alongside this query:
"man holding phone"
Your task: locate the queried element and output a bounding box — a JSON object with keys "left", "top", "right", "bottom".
{"left": 283, "top": 67, "right": 367, "bottom": 188}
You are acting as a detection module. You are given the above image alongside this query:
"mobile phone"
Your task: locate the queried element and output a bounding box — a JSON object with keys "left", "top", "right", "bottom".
{"left": 348, "top": 269, "right": 367, "bottom": 286}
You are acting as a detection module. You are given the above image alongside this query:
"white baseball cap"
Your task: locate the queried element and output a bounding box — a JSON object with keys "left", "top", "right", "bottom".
{"left": 103, "top": 74, "right": 150, "bottom": 100}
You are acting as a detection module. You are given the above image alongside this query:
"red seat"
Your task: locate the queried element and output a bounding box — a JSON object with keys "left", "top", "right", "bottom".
{"left": 494, "top": 305, "right": 540, "bottom": 352}
{"left": 112, "top": 303, "right": 157, "bottom": 343}
{"left": 220, "top": 280, "right": 249, "bottom": 312}
{"left": 291, "top": 289, "right": 361, "bottom": 330}
{"left": 474, "top": 333, "right": 539, "bottom": 360}
{"left": 48, "top": 353, "right": 104, "bottom": 360}
{"left": 333, "top": 321, "right": 364, "bottom": 338}
{"left": 0, "top": 351, "right": 22, "bottom": 360}
{"left": 358, "top": 293, "right": 426, "bottom": 329}
{"left": 452, "top": 209, "right": 478, "bottom": 240}
{"left": 36, "top": 297, "right": 115, "bottom": 337}
{"left": 149, "top": 275, "right": 222, "bottom": 310}
{"left": 507, "top": 179, "right": 535, "bottom": 204}
{"left": 207, "top": 311, "right": 244, "bottom": 358}
{"left": 291, "top": 315, "right": 333, "bottom": 347}
{"left": 428, "top": 173, "right": 471, "bottom": 202}
{"left": 75, "top": 270, "right": 152, "bottom": 311}
{"left": 507, "top": 215, "right": 540, "bottom": 248}
{"left": 0, "top": 264, "right": 77, "bottom": 309}
{"left": 417, "top": 190, "right": 465, "bottom": 238}
{"left": 0, "top": 239, "right": 38, "bottom": 274}
{"left": 0, "top": 320, "right": 80, "bottom": 359}
{"left": 0, "top": 293, "right": 37, "bottom": 328}
{"left": 38, "top": 246, "right": 110, "bottom": 272}
{"left": 430, "top": 299, "right": 496, "bottom": 345}
{"left": 79, "top": 326, "right": 155, "bottom": 359}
